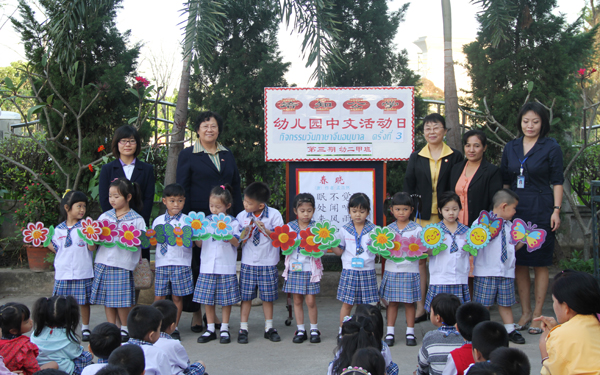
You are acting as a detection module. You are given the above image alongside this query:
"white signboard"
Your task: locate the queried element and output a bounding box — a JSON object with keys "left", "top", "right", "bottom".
{"left": 265, "top": 87, "right": 415, "bottom": 161}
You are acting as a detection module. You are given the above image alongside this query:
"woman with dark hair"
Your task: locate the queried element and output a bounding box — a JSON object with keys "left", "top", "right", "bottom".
{"left": 500, "top": 102, "right": 563, "bottom": 335}
{"left": 176, "top": 110, "right": 243, "bottom": 332}
{"left": 99, "top": 125, "right": 155, "bottom": 260}
{"left": 536, "top": 270, "right": 600, "bottom": 374}
{"left": 403, "top": 113, "right": 464, "bottom": 322}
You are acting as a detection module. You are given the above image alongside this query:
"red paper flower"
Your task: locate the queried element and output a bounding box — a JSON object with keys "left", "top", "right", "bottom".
{"left": 269, "top": 225, "right": 298, "bottom": 251}
{"left": 299, "top": 229, "right": 320, "bottom": 253}
{"left": 22, "top": 222, "right": 49, "bottom": 247}
{"left": 134, "top": 76, "right": 150, "bottom": 87}
{"left": 97, "top": 145, "right": 105, "bottom": 152}
{"left": 88, "top": 164, "right": 94, "bottom": 172}
{"left": 81, "top": 217, "right": 101, "bottom": 242}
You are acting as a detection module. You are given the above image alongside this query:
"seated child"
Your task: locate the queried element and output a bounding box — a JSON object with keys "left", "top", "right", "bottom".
{"left": 442, "top": 302, "right": 490, "bottom": 375}
{"left": 471, "top": 321, "right": 509, "bottom": 363}
{"left": 355, "top": 305, "right": 398, "bottom": 375}
{"left": 82, "top": 323, "right": 121, "bottom": 375}
{"left": 488, "top": 348, "right": 530, "bottom": 375}
{"left": 31, "top": 296, "right": 93, "bottom": 375}
{"left": 329, "top": 315, "right": 381, "bottom": 375}
{"left": 125, "top": 306, "right": 171, "bottom": 375}
{"left": 32, "top": 370, "right": 68, "bottom": 375}
{"left": 417, "top": 294, "right": 464, "bottom": 375}
{"left": 107, "top": 346, "right": 144, "bottom": 375}
{"left": 0, "top": 303, "right": 58, "bottom": 375}
{"left": 472, "top": 189, "right": 525, "bottom": 344}
{"left": 94, "top": 365, "right": 128, "bottom": 375}
{"left": 464, "top": 362, "right": 506, "bottom": 375}
{"left": 152, "top": 300, "right": 205, "bottom": 375}
{"left": 350, "top": 347, "right": 386, "bottom": 375}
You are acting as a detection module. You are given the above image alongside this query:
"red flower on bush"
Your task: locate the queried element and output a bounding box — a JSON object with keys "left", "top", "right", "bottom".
{"left": 134, "top": 76, "right": 150, "bottom": 88}
{"left": 88, "top": 164, "right": 94, "bottom": 172}
{"left": 97, "top": 145, "right": 105, "bottom": 152}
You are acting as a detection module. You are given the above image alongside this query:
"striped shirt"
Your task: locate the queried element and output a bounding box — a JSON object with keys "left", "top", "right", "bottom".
{"left": 418, "top": 326, "right": 464, "bottom": 375}
{"left": 192, "top": 140, "right": 228, "bottom": 171}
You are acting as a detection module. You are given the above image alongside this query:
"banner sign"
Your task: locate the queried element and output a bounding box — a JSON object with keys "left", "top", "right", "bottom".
{"left": 264, "top": 87, "right": 415, "bottom": 161}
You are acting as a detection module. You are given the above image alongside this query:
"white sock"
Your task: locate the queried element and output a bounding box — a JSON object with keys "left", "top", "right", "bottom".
{"left": 207, "top": 323, "right": 215, "bottom": 333}
{"left": 220, "top": 323, "right": 229, "bottom": 335}
{"left": 387, "top": 326, "right": 395, "bottom": 336}
{"left": 240, "top": 322, "right": 248, "bottom": 331}
{"left": 297, "top": 324, "right": 305, "bottom": 332}
{"left": 310, "top": 323, "right": 318, "bottom": 333}
{"left": 504, "top": 323, "right": 515, "bottom": 334}
{"left": 406, "top": 327, "right": 415, "bottom": 336}
{"left": 120, "top": 326, "right": 128, "bottom": 334}
{"left": 82, "top": 324, "right": 89, "bottom": 331}
{"left": 265, "top": 319, "right": 273, "bottom": 331}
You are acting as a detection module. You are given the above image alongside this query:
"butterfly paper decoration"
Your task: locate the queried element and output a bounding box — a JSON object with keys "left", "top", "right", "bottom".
{"left": 510, "top": 219, "right": 547, "bottom": 252}
{"left": 164, "top": 224, "right": 193, "bottom": 248}
{"left": 139, "top": 227, "right": 158, "bottom": 249}
{"left": 477, "top": 210, "right": 504, "bottom": 240}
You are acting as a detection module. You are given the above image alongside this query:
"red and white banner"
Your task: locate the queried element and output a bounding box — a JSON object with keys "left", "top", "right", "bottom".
{"left": 264, "top": 87, "right": 415, "bottom": 161}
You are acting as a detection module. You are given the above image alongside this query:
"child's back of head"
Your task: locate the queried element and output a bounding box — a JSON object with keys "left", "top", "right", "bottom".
{"left": 471, "top": 321, "right": 509, "bottom": 361}
{"left": 89, "top": 323, "right": 121, "bottom": 360}
{"left": 151, "top": 300, "right": 177, "bottom": 334}
{"left": 466, "top": 362, "right": 506, "bottom": 375}
{"left": 492, "top": 189, "right": 519, "bottom": 209}
{"left": 108, "top": 345, "right": 145, "bottom": 375}
{"left": 127, "top": 305, "right": 163, "bottom": 342}
{"left": 33, "top": 296, "right": 80, "bottom": 343}
{"left": 430, "top": 293, "right": 461, "bottom": 327}
{"left": 354, "top": 304, "right": 384, "bottom": 341}
{"left": 244, "top": 182, "right": 270, "bottom": 204}
{"left": 0, "top": 302, "right": 31, "bottom": 336}
{"left": 488, "top": 347, "right": 530, "bottom": 375}
{"left": 350, "top": 347, "right": 385, "bottom": 375}
{"left": 94, "top": 365, "right": 129, "bottom": 375}
{"left": 333, "top": 315, "right": 382, "bottom": 375}
{"left": 455, "top": 302, "right": 490, "bottom": 341}
{"left": 33, "top": 369, "right": 69, "bottom": 375}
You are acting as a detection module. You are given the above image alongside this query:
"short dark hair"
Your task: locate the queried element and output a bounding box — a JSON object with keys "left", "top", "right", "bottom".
{"left": 516, "top": 102, "right": 550, "bottom": 138}
{"left": 0, "top": 302, "right": 30, "bottom": 335}
{"left": 210, "top": 184, "right": 234, "bottom": 214}
{"left": 244, "top": 182, "right": 271, "bottom": 204}
{"left": 553, "top": 269, "right": 600, "bottom": 316}
{"left": 455, "top": 302, "right": 490, "bottom": 341}
{"left": 111, "top": 125, "right": 141, "bottom": 158}
{"left": 492, "top": 189, "right": 519, "bottom": 208}
{"left": 423, "top": 113, "right": 446, "bottom": 129}
{"left": 95, "top": 365, "right": 129, "bottom": 375}
{"left": 462, "top": 129, "right": 487, "bottom": 147}
{"left": 466, "top": 362, "right": 507, "bottom": 375}
{"left": 33, "top": 370, "right": 69, "bottom": 375}
{"left": 127, "top": 305, "right": 163, "bottom": 340}
{"left": 192, "top": 111, "right": 224, "bottom": 137}
{"left": 348, "top": 193, "right": 371, "bottom": 213}
{"left": 108, "top": 345, "right": 145, "bottom": 375}
{"left": 389, "top": 192, "right": 418, "bottom": 220}
{"left": 355, "top": 304, "right": 384, "bottom": 341}
{"left": 292, "top": 193, "right": 315, "bottom": 210}
{"left": 430, "top": 293, "right": 461, "bottom": 326}
{"left": 437, "top": 191, "right": 462, "bottom": 220}
{"left": 350, "top": 347, "right": 386, "bottom": 375}
{"left": 489, "top": 347, "right": 531, "bottom": 375}
{"left": 472, "top": 321, "right": 509, "bottom": 360}
{"left": 152, "top": 300, "right": 177, "bottom": 333}
{"left": 162, "top": 183, "right": 185, "bottom": 198}
{"left": 109, "top": 178, "right": 143, "bottom": 215}
{"left": 89, "top": 323, "right": 121, "bottom": 359}
{"left": 59, "top": 191, "right": 88, "bottom": 222}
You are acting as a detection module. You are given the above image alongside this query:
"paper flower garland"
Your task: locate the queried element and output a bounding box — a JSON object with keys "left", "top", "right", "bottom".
{"left": 97, "top": 220, "right": 118, "bottom": 247}
{"left": 399, "top": 235, "right": 428, "bottom": 261}
{"left": 510, "top": 219, "right": 547, "bottom": 252}
{"left": 211, "top": 213, "right": 234, "bottom": 241}
{"left": 299, "top": 228, "right": 324, "bottom": 258}
{"left": 477, "top": 210, "right": 504, "bottom": 240}
{"left": 77, "top": 217, "right": 101, "bottom": 245}
{"left": 185, "top": 211, "right": 211, "bottom": 241}
{"left": 310, "top": 221, "right": 341, "bottom": 251}
{"left": 22, "top": 222, "right": 53, "bottom": 247}
{"left": 463, "top": 224, "right": 492, "bottom": 256}
{"left": 139, "top": 227, "right": 158, "bottom": 248}
{"left": 165, "top": 224, "right": 193, "bottom": 248}
{"left": 270, "top": 225, "right": 300, "bottom": 255}
{"left": 369, "top": 230, "right": 428, "bottom": 263}
{"left": 420, "top": 223, "right": 447, "bottom": 255}
{"left": 117, "top": 224, "right": 142, "bottom": 251}
{"left": 367, "top": 226, "right": 395, "bottom": 257}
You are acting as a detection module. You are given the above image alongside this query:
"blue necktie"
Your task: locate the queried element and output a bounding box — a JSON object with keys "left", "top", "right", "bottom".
{"left": 252, "top": 222, "right": 261, "bottom": 246}
{"left": 501, "top": 226, "right": 507, "bottom": 263}
{"left": 449, "top": 232, "right": 459, "bottom": 253}
{"left": 160, "top": 214, "right": 177, "bottom": 255}
{"left": 64, "top": 227, "right": 74, "bottom": 248}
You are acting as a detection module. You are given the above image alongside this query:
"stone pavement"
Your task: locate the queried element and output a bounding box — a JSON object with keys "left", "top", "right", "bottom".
{"left": 0, "top": 294, "right": 550, "bottom": 375}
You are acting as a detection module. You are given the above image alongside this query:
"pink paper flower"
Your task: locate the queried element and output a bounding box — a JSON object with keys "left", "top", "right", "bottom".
{"left": 80, "top": 217, "right": 101, "bottom": 242}
{"left": 98, "top": 220, "right": 118, "bottom": 243}
{"left": 22, "top": 222, "right": 49, "bottom": 247}
{"left": 119, "top": 224, "right": 141, "bottom": 247}
{"left": 400, "top": 235, "right": 426, "bottom": 258}
{"left": 389, "top": 233, "right": 403, "bottom": 257}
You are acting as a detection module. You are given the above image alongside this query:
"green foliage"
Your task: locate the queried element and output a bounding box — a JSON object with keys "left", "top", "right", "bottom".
{"left": 189, "top": 0, "right": 290, "bottom": 211}
{"left": 463, "top": 0, "right": 597, "bottom": 159}
{"left": 43, "top": 251, "right": 55, "bottom": 270}
{"left": 0, "top": 61, "right": 35, "bottom": 116}
{"left": 559, "top": 250, "right": 595, "bottom": 274}
{"left": 13, "top": 181, "right": 60, "bottom": 232}
{"left": 569, "top": 144, "right": 600, "bottom": 207}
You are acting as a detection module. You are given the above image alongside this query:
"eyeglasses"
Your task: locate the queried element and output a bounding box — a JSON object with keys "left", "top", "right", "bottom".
{"left": 199, "top": 125, "right": 218, "bottom": 130}
{"left": 424, "top": 126, "right": 444, "bottom": 133}
{"left": 119, "top": 139, "right": 137, "bottom": 145}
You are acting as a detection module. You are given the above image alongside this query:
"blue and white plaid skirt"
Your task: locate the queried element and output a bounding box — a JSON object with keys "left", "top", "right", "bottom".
{"left": 53, "top": 278, "right": 93, "bottom": 305}
{"left": 283, "top": 271, "right": 320, "bottom": 295}
{"left": 193, "top": 273, "right": 241, "bottom": 306}
{"left": 379, "top": 271, "right": 420, "bottom": 303}
{"left": 155, "top": 265, "right": 194, "bottom": 297}
{"left": 473, "top": 276, "right": 516, "bottom": 307}
{"left": 90, "top": 264, "right": 135, "bottom": 308}
{"left": 239, "top": 264, "right": 279, "bottom": 302}
{"left": 424, "top": 284, "right": 471, "bottom": 312}
{"left": 337, "top": 269, "right": 379, "bottom": 305}
{"left": 73, "top": 350, "right": 93, "bottom": 375}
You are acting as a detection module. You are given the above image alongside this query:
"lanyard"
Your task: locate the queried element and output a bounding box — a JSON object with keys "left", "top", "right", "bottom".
{"left": 518, "top": 156, "right": 528, "bottom": 176}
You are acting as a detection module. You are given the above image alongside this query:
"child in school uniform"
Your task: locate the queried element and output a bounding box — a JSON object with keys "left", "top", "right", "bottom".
{"left": 152, "top": 183, "right": 194, "bottom": 340}
{"left": 194, "top": 185, "right": 241, "bottom": 344}
{"left": 125, "top": 306, "right": 171, "bottom": 375}
{"left": 48, "top": 191, "right": 95, "bottom": 341}
{"left": 82, "top": 323, "right": 121, "bottom": 375}
{"left": 89, "top": 178, "right": 146, "bottom": 342}
{"left": 332, "top": 193, "right": 378, "bottom": 336}
{"left": 425, "top": 192, "right": 471, "bottom": 312}
{"left": 236, "top": 182, "right": 284, "bottom": 344}
{"left": 472, "top": 189, "right": 525, "bottom": 344}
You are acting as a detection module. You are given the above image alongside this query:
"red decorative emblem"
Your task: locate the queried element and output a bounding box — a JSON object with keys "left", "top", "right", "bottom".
{"left": 376, "top": 98, "right": 404, "bottom": 114}
{"left": 343, "top": 98, "right": 370, "bottom": 114}
{"left": 275, "top": 98, "right": 303, "bottom": 114}
{"left": 309, "top": 98, "right": 336, "bottom": 114}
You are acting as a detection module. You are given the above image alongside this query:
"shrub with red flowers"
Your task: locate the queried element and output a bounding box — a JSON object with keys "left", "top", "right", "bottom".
{"left": 134, "top": 76, "right": 150, "bottom": 88}
{"left": 14, "top": 182, "right": 60, "bottom": 237}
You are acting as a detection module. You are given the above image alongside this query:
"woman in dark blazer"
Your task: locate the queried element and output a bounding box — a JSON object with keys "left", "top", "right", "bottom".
{"left": 176, "top": 111, "right": 243, "bottom": 332}
{"left": 403, "top": 113, "right": 463, "bottom": 321}
{"left": 99, "top": 125, "right": 155, "bottom": 260}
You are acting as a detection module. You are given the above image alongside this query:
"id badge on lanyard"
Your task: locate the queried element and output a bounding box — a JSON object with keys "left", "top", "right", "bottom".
{"left": 517, "top": 156, "right": 528, "bottom": 189}
{"left": 291, "top": 262, "right": 303, "bottom": 272}
{"left": 351, "top": 257, "right": 364, "bottom": 268}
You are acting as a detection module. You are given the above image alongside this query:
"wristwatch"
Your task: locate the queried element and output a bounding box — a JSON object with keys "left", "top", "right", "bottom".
{"left": 553, "top": 206, "right": 561, "bottom": 211}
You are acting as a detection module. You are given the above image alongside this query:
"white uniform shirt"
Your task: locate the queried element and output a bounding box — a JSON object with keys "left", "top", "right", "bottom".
{"left": 52, "top": 221, "right": 94, "bottom": 280}
{"left": 285, "top": 220, "right": 315, "bottom": 271}
{"left": 472, "top": 220, "right": 516, "bottom": 278}
{"left": 94, "top": 209, "right": 143, "bottom": 271}
{"left": 153, "top": 335, "right": 190, "bottom": 375}
{"left": 385, "top": 221, "right": 422, "bottom": 273}
{"left": 127, "top": 342, "right": 171, "bottom": 375}
{"left": 81, "top": 363, "right": 106, "bottom": 375}
{"left": 429, "top": 222, "right": 470, "bottom": 285}
{"left": 237, "top": 206, "right": 284, "bottom": 266}
{"left": 338, "top": 221, "right": 376, "bottom": 271}
{"left": 200, "top": 214, "right": 240, "bottom": 275}
{"left": 152, "top": 213, "right": 193, "bottom": 268}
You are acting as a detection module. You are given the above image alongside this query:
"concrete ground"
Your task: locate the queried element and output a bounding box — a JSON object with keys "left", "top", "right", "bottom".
{"left": 0, "top": 294, "right": 549, "bottom": 375}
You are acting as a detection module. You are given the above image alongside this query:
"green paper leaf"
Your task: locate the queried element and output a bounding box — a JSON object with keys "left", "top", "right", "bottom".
{"left": 312, "top": 251, "right": 325, "bottom": 258}
{"left": 192, "top": 233, "right": 211, "bottom": 242}
{"left": 389, "top": 256, "right": 406, "bottom": 263}
{"left": 282, "top": 247, "right": 294, "bottom": 256}
{"left": 77, "top": 228, "right": 94, "bottom": 246}
{"left": 43, "top": 226, "right": 54, "bottom": 248}
{"left": 299, "top": 249, "right": 311, "bottom": 257}
{"left": 380, "top": 250, "right": 391, "bottom": 257}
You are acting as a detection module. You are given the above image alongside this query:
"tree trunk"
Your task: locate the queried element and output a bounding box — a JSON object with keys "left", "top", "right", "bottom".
{"left": 441, "top": 0, "right": 461, "bottom": 150}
